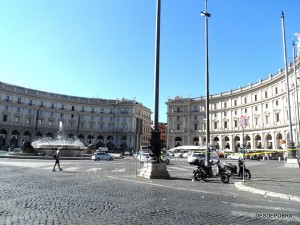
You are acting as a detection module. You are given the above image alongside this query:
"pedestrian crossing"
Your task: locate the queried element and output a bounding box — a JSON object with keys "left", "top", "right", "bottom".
{"left": 0, "top": 160, "right": 196, "bottom": 173}
{"left": 0, "top": 159, "right": 262, "bottom": 173}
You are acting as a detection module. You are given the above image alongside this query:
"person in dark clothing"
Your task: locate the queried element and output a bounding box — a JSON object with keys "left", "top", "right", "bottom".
{"left": 53, "top": 147, "right": 63, "bottom": 171}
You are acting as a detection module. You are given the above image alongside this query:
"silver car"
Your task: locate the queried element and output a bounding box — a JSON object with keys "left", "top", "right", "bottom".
{"left": 188, "top": 153, "right": 206, "bottom": 165}
{"left": 92, "top": 152, "right": 114, "bottom": 161}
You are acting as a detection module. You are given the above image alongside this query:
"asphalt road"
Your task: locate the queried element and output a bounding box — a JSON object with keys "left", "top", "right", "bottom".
{"left": 0, "top": 157, "right": 299, "bottom": 225}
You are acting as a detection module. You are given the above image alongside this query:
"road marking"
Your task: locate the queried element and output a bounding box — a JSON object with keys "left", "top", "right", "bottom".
{"left": 107, "top": 175, "right": 223, "bottom": 195}
{"left": 167, "top": 166, "right": 190, "bottom": 171}
{"left": 42, "top": 166, "right": 55, "bottom": 170}
{"left": 86, "top": 168, "right": 103, "bottom": 172}
{"left": 0, "top": 161, "right": 52, "bottom": 168}
{"left": 64, "top": 167, "right": 80, "bottom": 171}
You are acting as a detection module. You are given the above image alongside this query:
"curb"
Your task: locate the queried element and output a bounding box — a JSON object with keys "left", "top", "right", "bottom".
{"left": 234, "top": 181, "right": 300, "bottom": 203}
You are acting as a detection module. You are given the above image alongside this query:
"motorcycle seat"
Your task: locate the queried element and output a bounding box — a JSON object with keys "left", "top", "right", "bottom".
{"left": 198, "top": 165, "right": 212, "bottom": 170}
{"left": 227, "top": 164, "right": 237, "bottom": 170}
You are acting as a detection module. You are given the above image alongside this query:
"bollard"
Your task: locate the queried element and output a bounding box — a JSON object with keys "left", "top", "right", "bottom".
{"left": 278, "top": 156, "right": 281, "bottom": 162}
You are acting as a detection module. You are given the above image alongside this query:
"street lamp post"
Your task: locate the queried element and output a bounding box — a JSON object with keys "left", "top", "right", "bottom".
{"left": 151, "top": 0, "right": 162, "bottom": 162}
{"left": 239, "top": 115, "right": 246, "bottom": 183}
{"left": 201, "top": 0, "right": 211, "bottom": 166}
{"left": 281, "top": 12, "right": 299, "bottom": 167}
{"left": 138, "top": 0, "right": 170, "bottom": 179}
{"left": 292, "top": 39, "right": 300, "bottom": 146}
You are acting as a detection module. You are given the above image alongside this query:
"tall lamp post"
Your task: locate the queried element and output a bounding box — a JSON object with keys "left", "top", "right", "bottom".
{"left": 139, "top": 0, "right": 170, "bottom": 179}
{"left": 151, "top": 0, "right": 162, "bottom": 162}
{"left": 201, "top": 0, "right": 211, "bottom": 166}
{"left": 239, "top": 115, "right": 247, "bottom": 183}
{"left": 292, "top": 39, "right": 300, "bottom": 146}
{"left": 281, "top": 12, "right": 298, "bottom": 167}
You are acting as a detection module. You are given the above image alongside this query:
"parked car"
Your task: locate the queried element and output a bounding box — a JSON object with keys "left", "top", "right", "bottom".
{"left": 161, "top": 154, "right": 170, "bottom": 164}
{"left": 174, "top": 152, "right": 184, "bottom": 158}
{"left": 227, "top": 153, "right": 243, "bottom": 160}
{"left": 136, "top": 152, "right": 170, "bottom": 164}
{"left": 188, "top": 153, "right": 206, "bottom": 165}
{"left": 124, "top": 151, "right": 131, "bottom": 156}
{"left": 136, "top": 153, "right": 150, "bottom": 162}
{"left": 188, "top": 151, "right": 220, "bottom": 165}
{"left": 92, "top": 152, "right": 114, "bottom": 161}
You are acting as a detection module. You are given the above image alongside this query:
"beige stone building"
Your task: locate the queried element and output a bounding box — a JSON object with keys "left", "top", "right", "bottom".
{"left": 0, "top": 82, "right": 152, "bottom": 151}
{"left": 166, "top": 57, "right": 300, "bottom": 153}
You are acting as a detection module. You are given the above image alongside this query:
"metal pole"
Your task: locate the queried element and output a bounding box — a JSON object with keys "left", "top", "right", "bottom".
{"left": 150, "top": 0, "right": 162, "bottom": 162}
{"left": 242, "top": 128, "right": 245, "bottom": 184}
{"left": 154, "top": 0, "right": 160, "bottom": 129}
{"left": 292, "top": 39, "right": 300, "bottom": 147}
{"left": 201, "top": 0, "right": 211, "bottom": 166}
{"left": 281, "top": 12, "right": 295, "bottom": 157}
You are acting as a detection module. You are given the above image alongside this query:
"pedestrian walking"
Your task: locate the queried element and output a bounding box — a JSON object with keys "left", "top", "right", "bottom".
{"left": 53, "top": 147, "right": 63, "bottom": 171}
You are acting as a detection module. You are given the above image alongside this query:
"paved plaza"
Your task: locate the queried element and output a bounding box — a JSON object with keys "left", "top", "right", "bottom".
{"left": 0, "top": 157, "right": 299, "bottom": 225}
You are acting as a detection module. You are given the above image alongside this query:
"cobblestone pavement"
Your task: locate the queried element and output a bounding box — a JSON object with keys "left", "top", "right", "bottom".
{"left": 0, "top": 158, "right": 299, "bottom": 225}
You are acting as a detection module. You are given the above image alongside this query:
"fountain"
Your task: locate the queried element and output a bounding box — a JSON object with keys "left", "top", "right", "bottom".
{"left": 32, "top": 121, "right": 86, "bottom": 156}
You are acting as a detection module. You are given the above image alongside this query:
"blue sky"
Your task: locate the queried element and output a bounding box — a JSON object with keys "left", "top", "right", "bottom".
{"left": 0, "top": 0, "right": 299, "bottom": 123}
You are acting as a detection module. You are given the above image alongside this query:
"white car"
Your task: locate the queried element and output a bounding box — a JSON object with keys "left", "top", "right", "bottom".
{"left": 160, "top": 154, "right": 170, "bottom": 164}
{"left": 92, "top": 152, "right": 114, "bottom": 161}
{"left": 227, "top": 153, "right": 243, "bottom": 160}
{"left": 136, "top": 153, "right": 170, "bottom": 164}
{"left": 136, "top": 153, "right": 150, "bottom": 162}
{"left": 188, "top": 152, "right": 219, "bottom": 165}
{"left": 188, "top": 153, "right": 206, "bottom": 165}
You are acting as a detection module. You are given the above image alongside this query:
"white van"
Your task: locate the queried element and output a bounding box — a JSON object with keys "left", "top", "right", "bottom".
{"left": 97, "top": 147, "right": 108, "bottom": 152}
{"left": 187, "top": 150, "right": 219, "bottom": 165}
{"left": 170, "top": 145, "right": 207, "bottom": 158}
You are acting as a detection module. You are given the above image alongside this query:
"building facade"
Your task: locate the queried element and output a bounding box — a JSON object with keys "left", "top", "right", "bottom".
{"left": 158, "top": 122, "right": 167, "bottom": 149}
{"left": 166, "top": 56, "right": 300, "bottom": 153}
{"left": 0, "top": 82, "right": 152, "bottom": 151}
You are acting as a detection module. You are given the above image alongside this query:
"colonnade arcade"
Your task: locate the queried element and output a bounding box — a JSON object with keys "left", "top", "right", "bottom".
{"left": 169, "top": 131, "right": 287, "bottom": 152}
{"left": 0, "top": 128, "right": 131, "bottom": 150}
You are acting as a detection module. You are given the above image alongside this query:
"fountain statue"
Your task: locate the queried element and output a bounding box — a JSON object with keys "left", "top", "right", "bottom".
{"left": 31, "top": 121, "right": 85, "bottom": 156}
{"left": 21, "top": 140, "right": 35, "bottom": 153}
{"left": 58, "top": 120, "right": 64, "bottom": 140}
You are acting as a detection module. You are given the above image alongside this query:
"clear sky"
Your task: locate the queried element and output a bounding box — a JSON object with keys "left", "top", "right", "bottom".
{"left": 0, "top": 0, "right": 299, "bottom": 123}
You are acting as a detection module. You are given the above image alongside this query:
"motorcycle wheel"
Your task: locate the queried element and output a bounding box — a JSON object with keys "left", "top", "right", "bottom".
{"left": 243, "top": 171, "right": 251, "bottom": 180}
{"left": 220, "top": 173, "right": 230, "bottom": 183}
{"left": 194, "top": 171, "right": 206, "bottom": 182}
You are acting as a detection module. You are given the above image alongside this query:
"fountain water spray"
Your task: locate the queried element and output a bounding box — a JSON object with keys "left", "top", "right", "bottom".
{"left": 32, "top": 121, "right": 85, "bottom": 150}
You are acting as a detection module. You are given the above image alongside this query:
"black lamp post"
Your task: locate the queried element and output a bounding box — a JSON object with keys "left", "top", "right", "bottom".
{"left": 292, "top": 38, "right": 300, "bottom": 147}
{"left": 150, "top": 0, "right": 162, "bottom": 162}
{"left": 201, "top": 0, "right": 211, "bottom": 166}
{"left": 281, "top": 12, "right": 296, "bottom": 158}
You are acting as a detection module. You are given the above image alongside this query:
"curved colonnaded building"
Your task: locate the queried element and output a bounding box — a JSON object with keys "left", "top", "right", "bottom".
{"left": 166, "top": 55, "right": 300, "bottom": 154}
{"left": 0, "top": 82, "right": 152, "bottom": 151}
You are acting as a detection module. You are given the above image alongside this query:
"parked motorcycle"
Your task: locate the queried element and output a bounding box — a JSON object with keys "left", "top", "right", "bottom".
{"left": 193, "top": 159, "right": 230, "bottom": 183}
{"left": 224, "top": 158, "right": 251, "bottom": 180}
